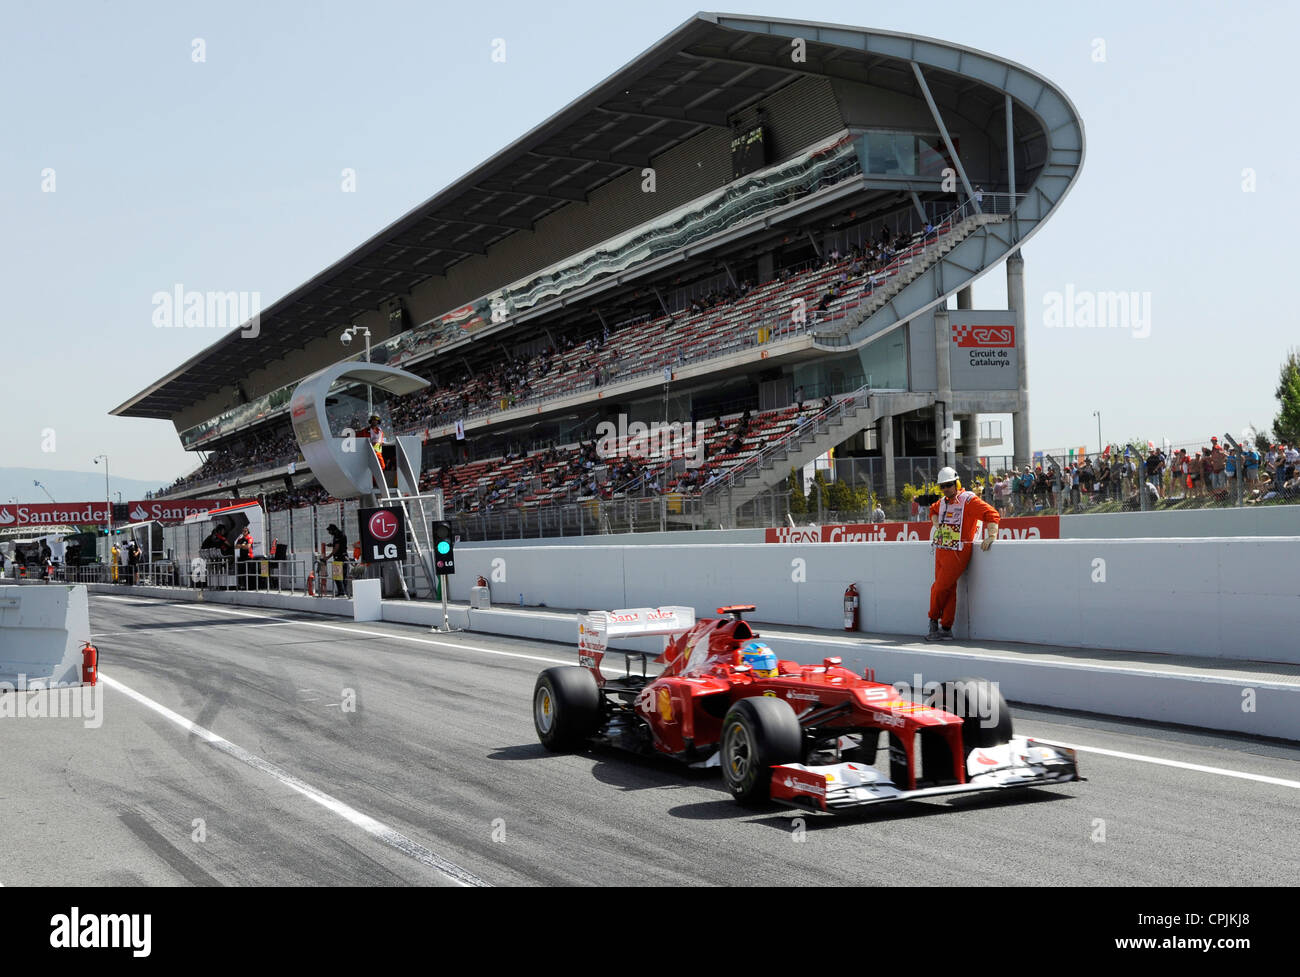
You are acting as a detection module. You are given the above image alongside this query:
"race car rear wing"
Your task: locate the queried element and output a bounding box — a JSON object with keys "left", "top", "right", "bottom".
{"left": 577, "top": 606, "right": 696, "bottom": 656}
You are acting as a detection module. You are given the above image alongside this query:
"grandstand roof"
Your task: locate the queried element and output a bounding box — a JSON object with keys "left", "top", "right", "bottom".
{"left": 114, "top": 11, "right": 1073, "bottom": 421}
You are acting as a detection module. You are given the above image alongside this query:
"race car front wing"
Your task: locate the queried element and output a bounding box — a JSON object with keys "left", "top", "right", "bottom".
{"left": 770, "top": 737, "right": 1080, "bottom": 813}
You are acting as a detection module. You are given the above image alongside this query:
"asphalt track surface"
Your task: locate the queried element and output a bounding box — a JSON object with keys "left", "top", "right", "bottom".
{"left": 2, "top": 593, "right": 1298, "bottom": 886}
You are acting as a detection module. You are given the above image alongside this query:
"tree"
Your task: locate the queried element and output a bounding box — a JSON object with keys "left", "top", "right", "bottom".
{"left": 788, "top": 467, "right": 806, "bottom": 515}
{"left": 1273, "top": 348, "right": 1300, "bottom": 446}
{"left": 809, "top": 471, "right": 829, "bottom": 516}
{"left": 826, "top": 476, "right": 854, "bottom": 513}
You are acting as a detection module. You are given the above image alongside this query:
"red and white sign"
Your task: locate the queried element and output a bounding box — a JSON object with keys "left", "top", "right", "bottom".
{"left": 764, "top": 516, "right": 1059, "bottom": 544}
{"left": 0, "top": 503, "right": 109, "bottom": 528}
{"left": 127, "top": 500, "right": 232, "bottom": 524}
{"left": 951, "top": 323, "right": 1016, "bottom": 348}
{"left": 368, "top": 509, "right": 400, "bottom": 541}
{"left": 0, "top": 499, "right": 234, "bottom": 528}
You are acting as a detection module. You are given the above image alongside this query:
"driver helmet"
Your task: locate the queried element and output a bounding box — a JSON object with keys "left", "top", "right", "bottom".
{"left": 740, "top": 640, "right": 778, "bottom": 678}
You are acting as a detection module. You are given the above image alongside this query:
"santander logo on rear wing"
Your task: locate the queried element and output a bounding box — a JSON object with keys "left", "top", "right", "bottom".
{"left": 577, "top": 606, "right": 696, "bottom": 659}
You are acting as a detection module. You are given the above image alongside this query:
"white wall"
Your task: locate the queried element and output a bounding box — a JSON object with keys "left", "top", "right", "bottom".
{"left": 1061, "top": 505, "right": 1300, "bottom": 538}
{"left": 448, "top": 537, "right": 1300, "bottom": 664}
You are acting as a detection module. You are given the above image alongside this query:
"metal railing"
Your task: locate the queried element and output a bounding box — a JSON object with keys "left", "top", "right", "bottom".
{"left": 702, "top": 384, "right": 873, "bottom": 499}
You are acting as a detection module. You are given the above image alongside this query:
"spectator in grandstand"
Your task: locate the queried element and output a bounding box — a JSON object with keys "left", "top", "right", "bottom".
{"left": 1095, "top": 458, "right": 1110, "bottom": 504}
{"left": 1208, "top": 440, "right": 1227, "bottom": 494}
{"left": 1079, "top": 457, "right": 1095, "bottom": 500}
{"left": 1244, "top": 445, "right": 1261, "bottom": 488}
{"left": 816, "top": 283, "right": 840, "bottom": 312}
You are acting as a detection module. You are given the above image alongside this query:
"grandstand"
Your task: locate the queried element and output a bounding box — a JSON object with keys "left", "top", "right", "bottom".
{"left": 113, "top": 12, "right": 1083, "bottom": 537}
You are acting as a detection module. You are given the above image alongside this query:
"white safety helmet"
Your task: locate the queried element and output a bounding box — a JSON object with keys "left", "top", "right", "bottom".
{"left": 937, "top": 466, "right": 958, "bottom": 485}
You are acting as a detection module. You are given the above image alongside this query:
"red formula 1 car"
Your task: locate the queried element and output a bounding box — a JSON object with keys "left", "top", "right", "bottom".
{"left": 533, "top": 604, "right": 1079, "bottom": 812}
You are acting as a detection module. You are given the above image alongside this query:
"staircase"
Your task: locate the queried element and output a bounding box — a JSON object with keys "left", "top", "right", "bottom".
{"left": 363, "top": 436, "right": 442, "bottom": 599}
{"left": 812, "top": 213, "right": 1007, "bottom": 343}
{"left": 700, "top": 385, "right": 876, "bottom": 518}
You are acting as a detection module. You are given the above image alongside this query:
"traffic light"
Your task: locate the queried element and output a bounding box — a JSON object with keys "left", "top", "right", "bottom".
{"left": 432, "top": 521, "right": 456, "bottom": 575}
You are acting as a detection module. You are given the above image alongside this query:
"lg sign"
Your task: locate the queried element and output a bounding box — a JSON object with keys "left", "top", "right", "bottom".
{"left": 359, "top": 506, "right": 406, "bottom": 562}
{"left": 369, "top": 510, "right": 399, "bottom": 541}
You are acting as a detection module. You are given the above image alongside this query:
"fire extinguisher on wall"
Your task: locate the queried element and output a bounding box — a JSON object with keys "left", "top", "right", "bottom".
{"left": 843, "top": 583, "right": 860, "bottom": 631}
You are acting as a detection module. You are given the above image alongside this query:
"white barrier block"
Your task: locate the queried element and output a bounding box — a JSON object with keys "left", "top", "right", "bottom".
{"left": 0, "top": 585, "right": 91, "bottom": 689}
{"left": 352, "top": 579, "right": 382, "bottom": 622}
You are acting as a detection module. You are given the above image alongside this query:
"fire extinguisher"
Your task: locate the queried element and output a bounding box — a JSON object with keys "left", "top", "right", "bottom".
{"left": 843, "top": 583, "right": 860, "bottom": 631}
{"left": 307, "top": 571, "right": 315, "bottom": 597}
{"left": 81, "top": 641, "right": 98, "bottom": 686}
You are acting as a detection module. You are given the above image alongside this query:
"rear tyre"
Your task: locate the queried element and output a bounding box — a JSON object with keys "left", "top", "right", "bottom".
{"left": 721, "top": 697, "right": 803, "bottom": 806}
{"left": 534, "top": 667, "right": 601, "bottom": 752}
{"left": 925, "top": 676, "right": 1013, "bottom": 764}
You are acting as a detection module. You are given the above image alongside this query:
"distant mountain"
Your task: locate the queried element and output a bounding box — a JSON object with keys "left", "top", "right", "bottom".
{"left": 0, "top": 468, "right": 172, "bottom": 505}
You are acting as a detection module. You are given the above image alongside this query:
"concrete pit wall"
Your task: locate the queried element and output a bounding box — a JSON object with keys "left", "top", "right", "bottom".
{"left": 446, "top": 537, "right": 1300, "bottom": 664}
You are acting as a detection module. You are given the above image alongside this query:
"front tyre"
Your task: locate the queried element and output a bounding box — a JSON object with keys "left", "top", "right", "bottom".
{"left": 721, "top": 697, "right": 803, "bottom": 806}
{"left": 926, "top": 676, "right": 1013, "bottom": 761}
{"left": 534, "top": 667, "right": 601, "bottom": 752}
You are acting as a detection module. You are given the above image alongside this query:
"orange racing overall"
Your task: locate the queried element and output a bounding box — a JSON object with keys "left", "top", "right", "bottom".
{"left": 928, "top": 489, "right": 1000, "bottom": 629}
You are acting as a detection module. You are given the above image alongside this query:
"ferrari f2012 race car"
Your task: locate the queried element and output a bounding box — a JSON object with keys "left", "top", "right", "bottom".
{"left": 532, "top": 604, "right": 1079, "bottom": 812}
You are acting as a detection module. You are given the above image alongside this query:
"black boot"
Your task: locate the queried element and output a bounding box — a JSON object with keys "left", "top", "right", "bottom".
{"left": 939, "top": 626, "right": 954, "bottom": 641}
{"left": 925, "top": 619, "right": 941, "bottom": 642}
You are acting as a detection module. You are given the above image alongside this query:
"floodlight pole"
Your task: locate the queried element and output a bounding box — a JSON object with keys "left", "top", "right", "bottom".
{"left": 93, "top": 455, "right": 110, "bottom": 536}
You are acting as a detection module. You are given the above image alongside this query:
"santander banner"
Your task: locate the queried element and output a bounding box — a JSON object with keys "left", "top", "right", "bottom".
{"left": 764, "top": 516, "right": 1060, "bottom": 544}
{"left": 123, "top": 500, "right": 233, "bottom": 524}
{"left": 0, "top": 500, "right": 232, "bottom": 528}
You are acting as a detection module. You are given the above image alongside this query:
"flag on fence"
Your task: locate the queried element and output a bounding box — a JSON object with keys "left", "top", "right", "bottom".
{"left": 455, "top": 419, "right": 465, "bottom": 441}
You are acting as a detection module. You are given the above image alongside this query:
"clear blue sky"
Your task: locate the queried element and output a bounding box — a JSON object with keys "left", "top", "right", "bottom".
{"left": 2, "top": 0, "right": 1295, "bottom": 491}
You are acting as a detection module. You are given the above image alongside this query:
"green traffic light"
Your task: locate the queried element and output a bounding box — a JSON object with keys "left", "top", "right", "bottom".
{"left": 436, "top": 541, "right": 450, "bottom": 554}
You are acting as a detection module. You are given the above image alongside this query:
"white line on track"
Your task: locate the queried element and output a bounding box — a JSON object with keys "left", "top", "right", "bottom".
{"left": 98, "top": 672, "right": 491, "bottom": 887}
{"left": 127, "top": 602, "right": 575, "bottom": 667}
{"left": 102, "top": 601, "right": 1300, "bottom": 792}
{"left": 1027, "top": 738, "right": 1300, "bottom": 790}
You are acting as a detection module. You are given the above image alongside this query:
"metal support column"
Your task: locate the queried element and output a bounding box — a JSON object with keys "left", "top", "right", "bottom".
{"left": 1007, "top": 250, "right": 1029, "bottom": 470}
{"left": 911, "top": 62, "right": 982, "bottom": 214}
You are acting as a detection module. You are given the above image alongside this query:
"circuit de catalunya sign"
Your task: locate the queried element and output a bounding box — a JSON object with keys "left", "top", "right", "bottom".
{"left": 764, "top": 516, "right": 1060, "bottom": 544}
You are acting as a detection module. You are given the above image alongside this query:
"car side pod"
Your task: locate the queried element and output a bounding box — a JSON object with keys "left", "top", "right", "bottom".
{"left": 769, "top": 737, "right": 1081, "bottom": 814}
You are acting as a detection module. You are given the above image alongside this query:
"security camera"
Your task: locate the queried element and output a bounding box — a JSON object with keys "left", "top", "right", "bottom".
{"left": 340, "top": 331, "right": 353, "bottom": 346}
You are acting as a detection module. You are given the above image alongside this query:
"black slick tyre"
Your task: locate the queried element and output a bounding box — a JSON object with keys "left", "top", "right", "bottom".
{"left": 534, "top": 667, "right": 601, "bottom": 751}
{"left": 925, "top": 676, "right": 1014, "bottom": 761}
{"left": 720, "top": 696, "right": 803, "bottom": 805}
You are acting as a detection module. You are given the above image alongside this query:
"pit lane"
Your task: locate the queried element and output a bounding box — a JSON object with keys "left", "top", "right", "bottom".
{"left": 1, "top": 594, "right": 1297, "bottom": 886}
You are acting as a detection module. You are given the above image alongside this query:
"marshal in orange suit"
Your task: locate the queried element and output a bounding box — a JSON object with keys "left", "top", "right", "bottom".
{"left": 926, "top": 466, "right": 1000, "bottom": 641}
